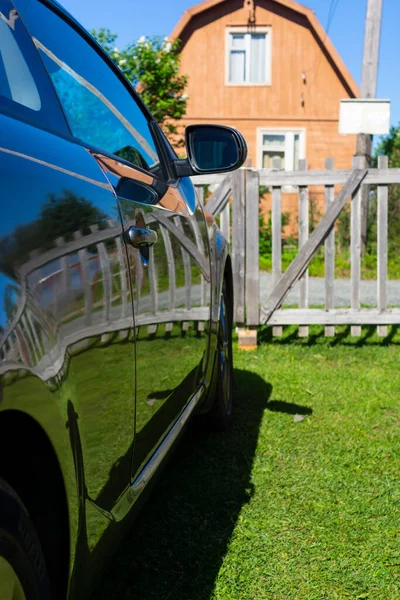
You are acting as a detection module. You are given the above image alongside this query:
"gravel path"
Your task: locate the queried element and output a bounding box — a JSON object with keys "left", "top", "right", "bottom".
{"left": 260, "top": 272, "right": 400, "bottom": 307}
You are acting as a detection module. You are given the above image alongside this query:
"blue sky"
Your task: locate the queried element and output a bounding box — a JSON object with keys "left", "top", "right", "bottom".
{"left": 60, "top": 0, "right": 400, "bottom": 133}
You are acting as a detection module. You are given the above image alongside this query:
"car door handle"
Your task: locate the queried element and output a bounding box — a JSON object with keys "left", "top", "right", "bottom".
{"left": 127, "top": 226, "right": 158, "bottom": 248}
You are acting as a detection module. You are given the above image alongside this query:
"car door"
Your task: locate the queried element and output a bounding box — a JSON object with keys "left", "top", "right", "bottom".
{"left": 15, "top": 0, "right": 211, "bottom": 492}
{"left": 95, "top": 153, "right": 212, "bottom": 478}
{"left": 8, "top": 0, "right": 138, "bottom": 540}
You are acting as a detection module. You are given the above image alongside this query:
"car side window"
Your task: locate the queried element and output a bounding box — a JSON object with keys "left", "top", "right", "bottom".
{"left": 0, "top": 0, "right": 68, "bottom": 133}
{"left": 15, "top": 0, "right": 163, "bottom": 177}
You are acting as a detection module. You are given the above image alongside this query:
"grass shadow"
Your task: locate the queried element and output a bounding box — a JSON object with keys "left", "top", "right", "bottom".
{"left": 266, "top": 400, "right": 312, "bottom": 415}
{"left": 92, "top": 369, "right": 272, "bottom": 600}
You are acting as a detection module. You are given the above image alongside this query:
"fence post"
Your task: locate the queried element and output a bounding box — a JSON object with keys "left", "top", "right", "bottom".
{"left": 377, "top": 155, "right": 388, "bottom": 337}
{"left": 238, "top": 169, "right": 259, "bottom": 349}
{"left": 298, "top": 159, "right": 309, "bottom": 337}
{"left": 324, "top": 157, "right": 335, "bottom": 337}
{"left": 351, "top": 156, "right": 364, "bottom": 336}
{"left": 272, "top": 157, "right": 282, "bottom": 337}
{"left": 232, "top": 170, "right": 246, "bottom": 325}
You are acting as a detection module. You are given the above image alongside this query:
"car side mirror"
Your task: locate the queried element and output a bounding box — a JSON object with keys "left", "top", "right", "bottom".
{"left": 174, "top": 124, "right": 247, "bottom": 178}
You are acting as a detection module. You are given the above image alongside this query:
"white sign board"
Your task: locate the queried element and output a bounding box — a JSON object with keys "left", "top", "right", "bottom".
{"left": 339, "top": 99, "right": 391, "bottom": 135}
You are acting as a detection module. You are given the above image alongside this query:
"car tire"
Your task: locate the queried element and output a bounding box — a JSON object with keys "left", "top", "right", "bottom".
{"left": 0, "top": 477, "right": 52, "bottom": 600}
{"left": 207, "top": 278, "right": 233, "bottom": 431}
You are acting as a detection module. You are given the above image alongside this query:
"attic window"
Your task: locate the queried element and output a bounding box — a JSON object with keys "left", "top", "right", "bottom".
{"left": 226, "top": 28, "right": 271, "bottom": 85}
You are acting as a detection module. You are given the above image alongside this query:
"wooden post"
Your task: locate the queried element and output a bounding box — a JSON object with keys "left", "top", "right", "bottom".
{"left": 324, "top": 157, "right": 335, "bottom": 337}
{"left": 356, "top": 0, "right": 383, "bottom": 254}
{"left": 272, "top": 157, "right": 282, "bottom": 337}
{"left": 232, "top": 170, "right": 246, "bottom": 324}
{"left": 239, "top": 169, "right": 259, "bottom": 350}
{"left": 377, "top": 155, "right": 388, "bottom": 337}
{"left": 351, "top": 156, "right": 363, "bottom": 336}
{"left": 298, "top": 159, "right": 309, "bottom": 337}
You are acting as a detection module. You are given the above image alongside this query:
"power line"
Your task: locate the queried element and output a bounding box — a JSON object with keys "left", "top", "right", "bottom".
{"left": 326, "top": 0, "right": 340, "bottom": 35}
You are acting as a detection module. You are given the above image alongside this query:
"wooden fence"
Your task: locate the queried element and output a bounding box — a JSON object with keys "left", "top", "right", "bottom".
{"left": 2, "top": 156, "right": 400, "bottom": 378}
{"left": 195, "top": 155, "right": 400, "bottom": 347}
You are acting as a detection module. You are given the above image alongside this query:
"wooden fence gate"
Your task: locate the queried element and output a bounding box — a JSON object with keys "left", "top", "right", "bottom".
{"left": 194, "top": 156, "right": 400, "bottom": 348}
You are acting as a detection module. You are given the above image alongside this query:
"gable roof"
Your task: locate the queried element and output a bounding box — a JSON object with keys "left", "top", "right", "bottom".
{"left": 171, "top": 0, "right": 359, "bottom": 98}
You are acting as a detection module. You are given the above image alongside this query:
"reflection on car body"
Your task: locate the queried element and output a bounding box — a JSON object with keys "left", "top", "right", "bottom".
{"left": 0, "top": 0, "right": 246, "bottom": 598}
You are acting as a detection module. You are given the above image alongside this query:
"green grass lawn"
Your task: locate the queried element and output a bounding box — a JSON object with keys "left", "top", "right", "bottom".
{"left": 260, "top": 250, "right": 400, "bottom": 280}
{"left": 94, "top": 326, "right": 400, "bottom": 600}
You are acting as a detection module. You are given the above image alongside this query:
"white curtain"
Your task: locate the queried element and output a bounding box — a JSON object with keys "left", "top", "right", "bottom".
{"left": 229, "top": 34, "right": 246, "bottom": 83}
{"left": 250, "top": 34, "right": 266, "bottom": 83}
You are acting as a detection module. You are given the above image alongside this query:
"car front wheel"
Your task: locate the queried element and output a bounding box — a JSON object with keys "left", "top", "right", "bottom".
{"left": 0, "top": 478, "right": 52, "bottom": 600}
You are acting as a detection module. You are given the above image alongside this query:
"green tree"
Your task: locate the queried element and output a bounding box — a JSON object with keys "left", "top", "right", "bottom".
{"left": 375, "top": 125, "right": 400, "bottom": 254}
{"left": 91, "top": 28, "right": 188, "bottom": 136}
{"left": 0, "top": 192, "right": 107, "bottom": 279}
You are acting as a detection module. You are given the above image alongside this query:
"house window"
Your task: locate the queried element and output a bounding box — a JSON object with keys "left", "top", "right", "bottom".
{"left": 227, "top": 29, "right": 271, "bottom": 85}
{"left": 258, "top": 130, "right": 305, "bottom": 170}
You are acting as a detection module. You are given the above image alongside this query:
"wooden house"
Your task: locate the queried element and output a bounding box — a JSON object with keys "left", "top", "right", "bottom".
{"left": 171, "top": 0, "right": 359, "bottom": 224}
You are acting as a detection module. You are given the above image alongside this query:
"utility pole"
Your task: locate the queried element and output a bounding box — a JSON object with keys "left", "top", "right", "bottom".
{"left": 356, "top": 0, "right": 383, "bottom": 254}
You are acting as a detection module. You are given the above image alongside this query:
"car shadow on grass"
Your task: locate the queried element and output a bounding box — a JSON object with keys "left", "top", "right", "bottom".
{"left": 92, "top": 369, "right": 272, "bottom": 600}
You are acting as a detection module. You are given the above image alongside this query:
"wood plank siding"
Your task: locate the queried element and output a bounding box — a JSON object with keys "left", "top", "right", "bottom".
{"left": 171, "top": 0, "right": 358, "bottom": 221}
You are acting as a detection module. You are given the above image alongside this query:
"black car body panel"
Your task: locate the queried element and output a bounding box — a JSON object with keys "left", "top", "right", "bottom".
{"left": 0, "top": 1, "right": 235, "bottom": 597}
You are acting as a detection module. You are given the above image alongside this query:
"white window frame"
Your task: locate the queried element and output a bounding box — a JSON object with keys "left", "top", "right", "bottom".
{"left": 257, "top": 127, "right": 306, "bottom": 171}
{"left": 225, "top": 27, "right": 272, "bottom": 86}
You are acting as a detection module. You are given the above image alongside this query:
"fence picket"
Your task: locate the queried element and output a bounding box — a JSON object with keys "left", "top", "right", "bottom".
{"left": 205, "top": 174, "right": 231, "bottom": 216}
{"left": 220, "top": 202, "right": 230, "bottom": 243}
{"left": 377, "top": 155, "right": 388, "bottom": 337}
{"left": 272, "top": 157, "right": 283, "bottom": 336}
{"left": 324, "top": 157, "right": 335, "bottom": 337}
{"left": 351, "top": 156, "right": 364, "bottom": 336}
{"left": 232, "top": 169, "right": 246, "bottom": 324}
{"left": 195, "top": 186, "right": 204, "bottom": 207}
{"left": 245, "top": 169, "right": 260, "bottom": 328}
{"left": 298, "top": 159, "right": 309, "bottom": 337}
